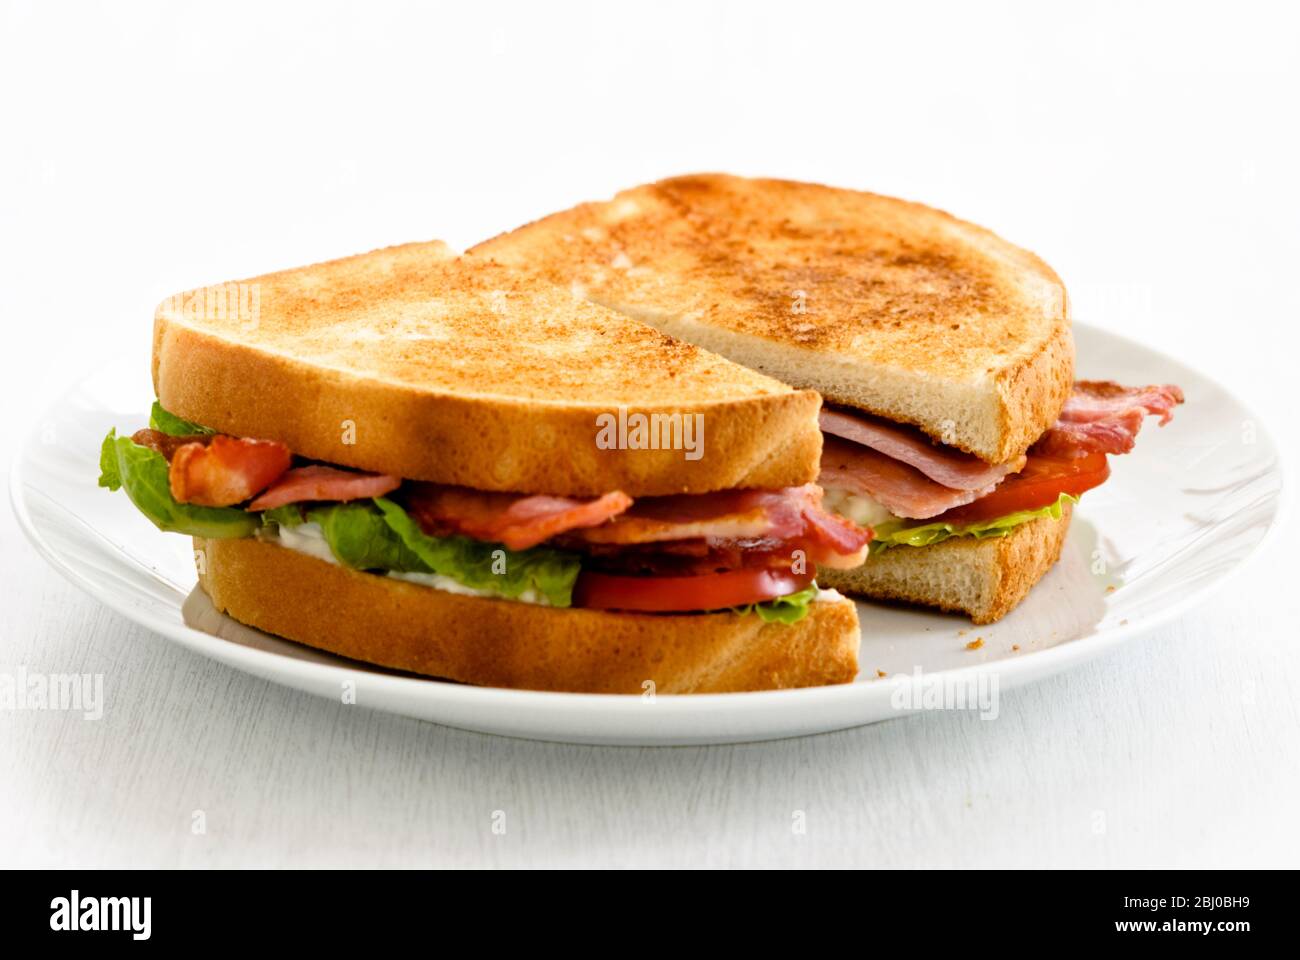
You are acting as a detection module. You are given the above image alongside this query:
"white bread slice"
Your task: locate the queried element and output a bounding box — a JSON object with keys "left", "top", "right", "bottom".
{"left": 153, "top": 241, "right": 823, "bottom": 498}
{"left": 817, "top": 505, "right": 1072, "bottom": 624}
{"left": 195, "top": 537, "right": 861, "bottom": 693}
{"left": 471, "top": 174, "right": 1074, "bottom": 464}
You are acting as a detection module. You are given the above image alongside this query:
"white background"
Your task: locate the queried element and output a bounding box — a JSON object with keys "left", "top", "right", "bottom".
{"left": 2, "top": 0, "right": 1297, "bottom": 867}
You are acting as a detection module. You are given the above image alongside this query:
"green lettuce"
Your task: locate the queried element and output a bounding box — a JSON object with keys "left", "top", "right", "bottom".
{"left": 869, "top": 492, "right": 1077, "bottom": 554}
{"left": 373, "top": 497, "right": 581, "bottom": 607}
{"left": 305, "top": 502, "right": 429, "bottom": 573}
{"left": 98, "top": 429, "right": 257, "bottom": 538}
{"left": 259, "top": 505, "right": 306, "bottom": 528}
{"left": 99, "top": 408, "right": 816, "bottom": 621}
{"left": 149, "top": 402, "right": 213, "bottom": 437}
{"left": 735, "top": 584, "right": 819, "bottom": 624}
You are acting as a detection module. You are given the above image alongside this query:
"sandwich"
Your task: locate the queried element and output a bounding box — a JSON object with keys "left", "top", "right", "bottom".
{"left": 471, "top": 174, "right": 1184, "bottom": 623}
{"left": 99, "top": 241, "right": 873, "bottom": 693}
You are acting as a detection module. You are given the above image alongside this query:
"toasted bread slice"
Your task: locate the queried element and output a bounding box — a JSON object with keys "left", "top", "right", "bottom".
{"left": 195, "top": 537, "right": 861, "bottom": 693}
{"left": 153, "top": 241, "right": 822, "bottom": 497}
{"left": 817, "top": 505, "right": 1072, "bottom": 624}
{"left": 472, "top": 174, "right": 1074, "bottom": 464}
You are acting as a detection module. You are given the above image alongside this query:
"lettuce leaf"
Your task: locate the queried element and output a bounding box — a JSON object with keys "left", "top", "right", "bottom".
{"left": 149, "top": 402, "right": 213, "bottom": 437}
{"left": 98, "top": 429, "right": 123, "bottom": 490}
{"left": 869, "top": 492, "right": 1077, "bottom": 554}
{"left": 98, "top": 429, "right": 258, "bottom": 538}
{"left": 259, "top": 504, "right": 306, "bottom": 529}
{"left": 305, "top": 502, "right": 430, "bottom": 573}
{"left": 734, "top": 584, "right": 819, "bottom": 624}
{"left": 373, "top": 497, "right": 580, "bottom": 607}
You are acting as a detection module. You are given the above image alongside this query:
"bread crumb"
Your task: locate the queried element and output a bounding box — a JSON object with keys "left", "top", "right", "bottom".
{"left": 1011, "top": 644, "right": 1020, "bottom": 652}
{"left": 1106, "top": 585, "right": 1117, "bottom": 593}
{"left": 965, "top": 637, "right": 984, "bottom": 651}
{"left": 957, "top": 629, "right": 967, "bottom": 637}
{"left": 876, "top": 669, "right": 887, "bottom": 678}
{"left": 1119, "top": 618, "right": 1129, "bottom": 626}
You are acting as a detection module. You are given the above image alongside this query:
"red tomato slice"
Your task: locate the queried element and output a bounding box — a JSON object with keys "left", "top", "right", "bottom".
{"left": 573, "top": 566, "right": 816, "bottom": 613}
{"left": 933, "top": 451, "right": 1110, "bottom": 526}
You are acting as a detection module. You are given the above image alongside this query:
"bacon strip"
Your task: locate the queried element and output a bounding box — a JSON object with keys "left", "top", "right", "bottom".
{"left": 131, "top": 428, "right": 212, "bottom": 461}
{"left": 573, "top": 488, "right": 805, "bottom": 545}
{"left": 819, "top": 437, "right": 995, "bottom": 520}
{"left": 800, "top": 497, "right": 876, "bottom": 567}
{"left": 818, "top": 381, "right": 1184, "bottom": 518}
{"left": 580, "top": 543, "right": 799, "bottom": 577}
{"left": 408, "top": 483, "right": 872, "bottom": 568}
{"left": 1033, "top": 381, "right": 1185, "bottom": 457}
{"left": 248, "top": 465, "right": 401, "bottom": 511}
{"left": 819, "top": 409, "right": 1024, "bottom": 490}
{"left": 559, "top": 484, "right": 872, "bottom": 569}
{"left": 169, "top": 435, "right": 292, "bottom": 507}
{"left": 406, "top": 484, "right": 634, "bottom": 551}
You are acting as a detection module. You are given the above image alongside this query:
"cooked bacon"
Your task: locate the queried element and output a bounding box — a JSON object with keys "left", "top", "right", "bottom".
{"left": 407, "top": 483, "right": 872, "bottom": 568}
{"left": 1059, "top": 381, "right": 1184, "bottom": 426}
{"left": 819, "top": 409, "right": 1024, "bottom": 490}
{"left": 582, "top": 541, "right": 809, "bottom": 577}
{"left": 1034, "top": 381, "right": 1184, "bottom": 457}
{"left": 802, "top": 496, "right": 877, "bottom": 564}
{"left": 573, "top": 488, "right": 806, "bottom": 545}
{"left": 169, "top": 435, "right": 292, "bottom": 507}
{"left": 819, "top": 436, "right": 996, "bottom": 520}
{"left": 406, "top": 484, "right": 634, "bottom": 551}
{"left": 559, "top": 484, "right": 872, "bottom": 569}
{"left": 131, "top": 428, "right": 212, "bottom": 461}
{"left": 248, "top": 465, "right": 401, "bottom": 511}
{"left": 818, "top": 381, "right": 1184, "bottom": 518}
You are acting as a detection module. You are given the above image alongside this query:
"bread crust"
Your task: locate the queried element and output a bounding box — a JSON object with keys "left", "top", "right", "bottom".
{"left": 991, "top": 317, "right": 1076, "bottom": 464}
{"left": 153, "top": 241, "right": 823, "bottom": 497}
{"left": 817, "top": 505, "right": 1072, "bottom": 624}
{"left": 194, "top": 537, "right": 861, "bottom": 693}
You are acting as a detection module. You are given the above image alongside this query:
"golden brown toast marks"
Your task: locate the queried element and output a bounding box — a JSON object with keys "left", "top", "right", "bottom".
{"left": 153, "top": 241, "right": 823, "bottom": 496}
{"left": 472, "top": 174, "right": 1074, "bottom": 464}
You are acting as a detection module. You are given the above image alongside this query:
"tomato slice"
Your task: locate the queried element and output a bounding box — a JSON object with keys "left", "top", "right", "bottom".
{"left": 573, "top": 566, "right": 816, "bottom": 613}
{"left": 932, "top": 451, "right": 1111, "bottom": 525}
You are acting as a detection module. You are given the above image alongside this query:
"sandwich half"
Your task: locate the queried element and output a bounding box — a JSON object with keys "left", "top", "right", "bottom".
{"left": 100, "top": 241, "right": 872, "bottom": 692}
{"left": 471, "top": 175, "right": 1183, "bottom": 622}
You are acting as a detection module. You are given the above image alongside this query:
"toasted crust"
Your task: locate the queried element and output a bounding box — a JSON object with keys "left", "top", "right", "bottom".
{"left": 472, "top": 174, "right": 1074, "bottom": 464}
{"left": 153, "top": 241, "right": 823, "bottom": 497}
{"left": 817, "top": 505, "right": 1072, "bottom": 624}
{"left": 194, "top": 537, "right": 861, "bottom": 693}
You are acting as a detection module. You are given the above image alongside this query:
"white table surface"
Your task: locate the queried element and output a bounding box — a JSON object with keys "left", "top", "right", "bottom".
{"left": 2, "top": 0, "right": 1297, "bottom": 868}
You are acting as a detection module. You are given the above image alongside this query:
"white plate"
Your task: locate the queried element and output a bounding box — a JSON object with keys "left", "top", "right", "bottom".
{"left": 10, "top": 324, "right": 1285, "bottom": 745}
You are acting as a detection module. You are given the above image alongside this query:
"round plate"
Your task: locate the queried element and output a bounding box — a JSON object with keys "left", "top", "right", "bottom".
{"left": 10, "top": 324, "right": 1285, "bottom": 745}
